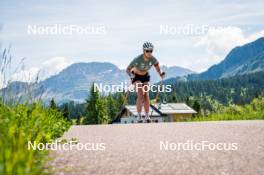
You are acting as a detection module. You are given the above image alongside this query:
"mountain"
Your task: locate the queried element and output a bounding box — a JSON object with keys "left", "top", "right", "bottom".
{"left": 149, "top": 65, "right": 194, "bottom": 82}
{"left": 163, "top": 70, "right": 264, "bottom": 105}
{"left": 0, "top": 81, "right": 29, "bottom": 101}
{"left": 188, "top": 37, "right": 264, "bottom": 80}
{"left": 3, "top": 36, "right": 264, "bottom": 103}
{"left": 39, "top": 62, "right": 193, "bottom": 102}
{"left": 223, "top": 52, "right": 264, "bottom": 76}
{"left": 1, "top": 62, "right": 194, "bottom": 103}
{"left": 38, "top": 62, "right": 127, "bottom": 103}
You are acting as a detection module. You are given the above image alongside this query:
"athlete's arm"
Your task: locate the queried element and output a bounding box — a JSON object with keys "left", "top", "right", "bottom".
{"left": 126, "top": 65, "right": 132, "bottom": 75}
{"left": 126, "top": 61, "right": 135, "bottom": 80}
{"left": 154, "top": 63, "right": 165, "bottom": 78}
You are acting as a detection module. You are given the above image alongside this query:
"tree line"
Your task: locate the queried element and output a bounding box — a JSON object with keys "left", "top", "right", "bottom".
{"left": 56, "top": 71, "right": 264, "bottom": 123}
{"left": 52, "top": 83, "right": 125, "bottom": 124}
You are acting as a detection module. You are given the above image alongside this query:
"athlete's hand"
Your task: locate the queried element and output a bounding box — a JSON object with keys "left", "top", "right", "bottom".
{"left": 160, "top": 72, "right": 165, "bottom": 79}
{"left": 128, "top": 71, "right": 135, "bottom": 80}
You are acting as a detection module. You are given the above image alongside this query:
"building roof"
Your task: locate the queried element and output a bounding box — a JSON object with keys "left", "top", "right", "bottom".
{"left": 125, "top": 105, "right": 161, "bottom": 117}
{"left": 152, "top": 103, "right": 197, "bottom": 114}
{"left": 109, "top": 103, "right": 197, "bottom": 124}
{"left": 125, "top": 103, "right": 197, "bottom": 116}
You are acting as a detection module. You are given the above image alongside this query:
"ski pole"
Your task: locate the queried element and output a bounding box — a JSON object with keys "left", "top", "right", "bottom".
{"left": 150, "top": 74, "right": 165, "bottom": 117}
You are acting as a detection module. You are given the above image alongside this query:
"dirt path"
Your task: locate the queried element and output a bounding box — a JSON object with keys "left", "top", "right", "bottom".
{"left": 48, "top": 121, "right": 264, "bottom": 175}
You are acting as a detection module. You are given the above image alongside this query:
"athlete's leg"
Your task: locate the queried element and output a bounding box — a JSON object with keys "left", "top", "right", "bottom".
{"left": 143, "top": 82, "right": 151, "bottom": 121}
{"left": 135, "top": 81, "right": 143, "bottom": 121}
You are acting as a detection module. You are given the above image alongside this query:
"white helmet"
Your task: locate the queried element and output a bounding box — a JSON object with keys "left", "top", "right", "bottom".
{"left": 143, "top": 42, "right": 154, "bottom": 50}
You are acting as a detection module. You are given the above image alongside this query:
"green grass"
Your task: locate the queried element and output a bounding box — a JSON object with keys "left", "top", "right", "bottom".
{"left": 0, "top": 101, "right": 71, "bottom": 175}
{"left": 191, "top": 97, "right": 264, "bottom": 121}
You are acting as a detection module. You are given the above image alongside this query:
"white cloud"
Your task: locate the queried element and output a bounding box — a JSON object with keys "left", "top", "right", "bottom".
{"left": 11, "top": 57, "right": 72, "bottom": 83}
{"left": 1, "top": 0, "right": 264, "bottom": 74}
{"left": 195, "top": 27, "right": 245, "bottom": 62}
{"left": 40, "top": 57, "right": 73, "bottom": 80}
{"left": 195, "top": 27, "right": 264, "bottom": 64}
{"left": 11, "top": 67, "right": 40, "bottom": 82}
{"left": 246, "top": 30, "right": 264, "bottom": 42}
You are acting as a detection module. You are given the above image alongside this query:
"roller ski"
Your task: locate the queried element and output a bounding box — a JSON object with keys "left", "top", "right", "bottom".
{"left": 136, "top": 114, "right": 143, "bottom": 123}
{"left": 144, "top": 115, "right": 152, "bottom": 123}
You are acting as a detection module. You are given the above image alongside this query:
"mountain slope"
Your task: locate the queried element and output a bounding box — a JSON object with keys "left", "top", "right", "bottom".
{"left": 222, "top": 51, "right": 264, "bottom": 76}
{"left": 189, "top": 37, "right": 264, "bottom": 80}
{"left": 164, "top": 70, "right": 264, "bottom": 105}
{"left": 149, "top": 65, "right": 194, "bottom": 82}
{"left": 39, "top": 62, "right": 193, "bottom": 102}
{"left": 38, "top": 62, "right": 127, "bottom": 102}
{"left": 1, "top": 62, "right": 194, "bottom": 103}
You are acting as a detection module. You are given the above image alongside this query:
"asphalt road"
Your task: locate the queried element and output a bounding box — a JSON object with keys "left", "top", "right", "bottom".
{"left": 48, "top": 121, "right": 264, "bottom": 175}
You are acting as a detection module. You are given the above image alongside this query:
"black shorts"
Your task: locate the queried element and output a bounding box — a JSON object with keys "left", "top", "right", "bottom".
{"left": 132, "top": 73, "right": 150, "bottom": 84}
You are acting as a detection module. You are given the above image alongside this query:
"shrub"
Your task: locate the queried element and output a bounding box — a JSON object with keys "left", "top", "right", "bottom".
{"left": 191, "top": 97, "right": 264, "bottom": 121}
{"left": 0, "top": 101, "right": 71, "bottom": 175}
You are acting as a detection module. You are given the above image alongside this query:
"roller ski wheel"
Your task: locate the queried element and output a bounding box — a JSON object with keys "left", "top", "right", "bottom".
{"left": 145, "top": 118, "right": 152, "bottom": 123}
{"left": 137, "top": 119, "right": 143, "bottom": 123}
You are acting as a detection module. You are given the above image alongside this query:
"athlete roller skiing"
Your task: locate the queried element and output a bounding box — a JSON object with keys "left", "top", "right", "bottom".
{"left": 126, "top": 42, "right": 165, "bottom": 123}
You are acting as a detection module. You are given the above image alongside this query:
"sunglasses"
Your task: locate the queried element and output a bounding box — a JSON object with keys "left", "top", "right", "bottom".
{"left": 145, "top": 50, "right": 153, "bottom": 53}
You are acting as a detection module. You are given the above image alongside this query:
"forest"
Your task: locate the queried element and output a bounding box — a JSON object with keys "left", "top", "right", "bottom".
{"left": 59, "top": 71, "right": 264, "bottom": 124}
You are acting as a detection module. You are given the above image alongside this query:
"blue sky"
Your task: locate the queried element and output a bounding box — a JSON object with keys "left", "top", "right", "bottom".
{"left": 0, "top": 0, "right": 264, "bottom": 82}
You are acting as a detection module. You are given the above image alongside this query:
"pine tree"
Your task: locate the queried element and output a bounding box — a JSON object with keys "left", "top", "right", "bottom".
{"left": 84, "top": 83, "right": 110, "bottom": 124}
{"left": 85, "top": 83, "right": 99, "bottom": 124}
{"left": 192, "top": 100, "right": 201, "bottom": 114}
{"left": 49, "top": 98, "right": 57, "bottom": 110}
{"left": 97, "top": 97, "right": 109, "bottom": 124}
{"left": 62, "top": 104, "right": 70, "bottom": 120}
{"left": 186, "top": 97, "right": 190, "bottom": 106}
{"left": 107, "top": 95, "right": 118, "bottom": 120}
{"left": 116, "top": 92, "right": 125, "bottom": 108}
{"left": 171, "top": 92, "right": 177, "bottom": 102}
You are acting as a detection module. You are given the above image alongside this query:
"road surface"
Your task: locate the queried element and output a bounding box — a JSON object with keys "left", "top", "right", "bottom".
{"left": 48, "top": 120, "right": 264, "bottom": 175}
